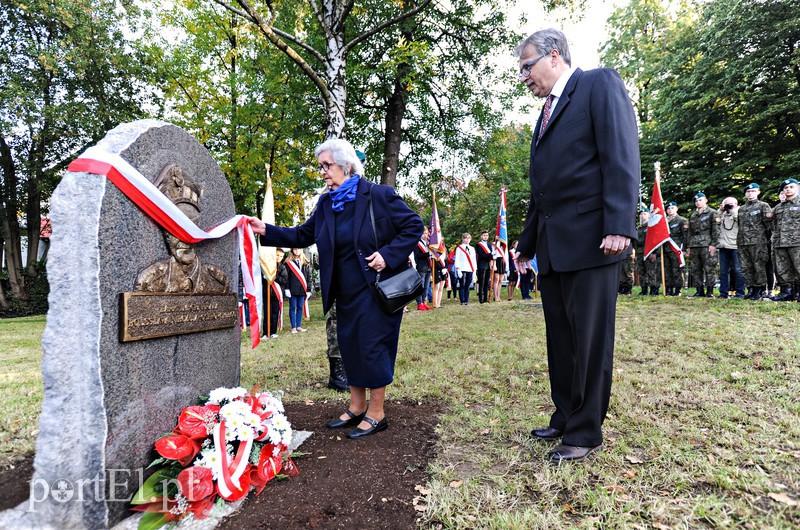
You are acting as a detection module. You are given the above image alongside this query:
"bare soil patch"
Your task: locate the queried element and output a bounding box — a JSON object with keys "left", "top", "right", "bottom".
{"left": 1, "top": 402, "right": 440, "bottom": 529}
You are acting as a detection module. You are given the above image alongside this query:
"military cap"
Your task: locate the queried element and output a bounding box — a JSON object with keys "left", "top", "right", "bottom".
{"left": 780, "top": 178, "right": 799, "bottom": 191}
{"left": 666, "top": 201, "right": 677, "bottom": 207}
{"left": 355, "top": 149, "right": 367, "bottom": 162}
{"left": 693, "top": 192, "right": 706, "bottom": 200}
{"left": 744, "top": 183, "right": 760, "bottom": 191}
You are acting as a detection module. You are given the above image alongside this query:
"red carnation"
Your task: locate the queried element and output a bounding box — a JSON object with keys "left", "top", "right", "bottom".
{"left": 177, "top": 466, "right": 214, "bottom": 502}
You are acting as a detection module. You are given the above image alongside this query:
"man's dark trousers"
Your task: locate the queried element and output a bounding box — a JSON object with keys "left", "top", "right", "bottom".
{"left": 539, "top": 261, "right": 620, "bottom": 448}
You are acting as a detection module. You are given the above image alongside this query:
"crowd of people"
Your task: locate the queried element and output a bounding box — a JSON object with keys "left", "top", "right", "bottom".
{"left": 623, "top": 179, "right": 800, "bottom": 301}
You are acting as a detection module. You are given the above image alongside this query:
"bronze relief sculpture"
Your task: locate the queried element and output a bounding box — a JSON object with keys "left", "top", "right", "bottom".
{"left": 134, "top": 164, "right": 230, "bottom": 294}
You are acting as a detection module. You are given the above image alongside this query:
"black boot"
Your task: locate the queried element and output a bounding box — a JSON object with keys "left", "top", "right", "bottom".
{"left": 327, "top": 357, "right": 349, "bottom": 392}
{"left": 772, "top": 285, "right": 794, "bottom": 302}
{"left": 665, "top": 287, "right": 673, "bottom": 296}
{"left": 691, "top": 287, "right": 705, "bottom": 297}
{"left": 674, "top": 287, "right": 682, "bottom": 297}
{"left": 650, "top": 287, "right": 660, "bottom": 296}
{"left": 640, "top": 286, "right": 648, "bottom": 295}
{"left": 743, "top": 287, "right": 755, "bottom": 300}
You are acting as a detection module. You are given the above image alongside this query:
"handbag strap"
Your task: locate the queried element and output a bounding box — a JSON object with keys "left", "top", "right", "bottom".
{"left": 367, "top": 184, "right": 381, "bottom": 283}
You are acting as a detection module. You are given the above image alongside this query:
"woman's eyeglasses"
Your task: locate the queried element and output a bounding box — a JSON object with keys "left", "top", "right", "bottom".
{"left": 319, "top": 162, "right": 336, "bottom": 172}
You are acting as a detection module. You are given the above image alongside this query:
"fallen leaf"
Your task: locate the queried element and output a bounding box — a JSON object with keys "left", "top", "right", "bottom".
{"left": 304, "top": 399, "right": 314, "bottom": 405}
{"left": 480, "top": 429, "right": 490, "bottom": 435}
{"left": 449, "top": 480, "right": 463, "bottom": 488}
{"left": 414, "top": 505, "right": 427, "bottom": 512}
{"left": 317, "top": 456, "right": 327, "bottom": 459}
{"left": 606, "top": 485, "right": 623, "bottom": 493}
{"left": 625, "top": 455, "right": 644, "bottom": 464}
{"left": 414, "top": 485, "right": 431, "bottom": 495}
{"left": 381, "top": 497, "right": 388, "bottom": 503}
{"left": 527, "top": 380, "right": 532, "bottom": 387}
{"left": 489, "top": 419, "right": 500, "bottom": 425}
{"left": 767, "top": 492, "right": 798, "bottom": 506}
{"left": 652, "top": 523, "right": 672, "bottom": 529}
{"left": 707, "top": 453, "right": 716, "bottom": 465}
{"left": 623, "top": 469, "right": 638, "bottom": 479}
{"left": 563, "top": 503, "right": 575, "bottom": 513}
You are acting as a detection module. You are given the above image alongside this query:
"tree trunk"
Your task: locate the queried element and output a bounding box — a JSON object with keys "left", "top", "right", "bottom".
{"left": 380, "top": 72, "right": 409, "bottom": 189}
{"left": 0, "top": 132, "right": 29, "bottom": 301}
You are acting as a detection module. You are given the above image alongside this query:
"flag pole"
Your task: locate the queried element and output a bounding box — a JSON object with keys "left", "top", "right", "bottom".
{"left": 660, "top": 245, "right": 666, "bottom": 296}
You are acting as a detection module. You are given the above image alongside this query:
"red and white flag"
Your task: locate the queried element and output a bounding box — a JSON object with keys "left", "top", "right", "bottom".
{"left": 644, "top": 175, "right": 684, "bottom": 266}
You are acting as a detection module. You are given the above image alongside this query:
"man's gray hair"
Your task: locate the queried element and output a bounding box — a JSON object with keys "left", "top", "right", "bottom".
{"left": 514, "top": 28, "right": 572, "bottom": 67}
{"left": 314, "top": 139, "right": 364, "bottom": 176}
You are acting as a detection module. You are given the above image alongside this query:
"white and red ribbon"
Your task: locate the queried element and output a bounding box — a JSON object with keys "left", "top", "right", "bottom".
{"left": 67, "top": 146, "right": 263, "bottom": 348}
{"left": 457, "top": 245, "right": 475, "bottom": 272}
{"left": 212, "top": 420, "right": 253, "bottom": 499}
{"left": 285, "top": 260, "right": 310, "bottom": 319}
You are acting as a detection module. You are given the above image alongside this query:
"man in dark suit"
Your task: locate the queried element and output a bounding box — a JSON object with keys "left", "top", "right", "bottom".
{"left": 513, "top": 29, "right": 640, "bottom": 464}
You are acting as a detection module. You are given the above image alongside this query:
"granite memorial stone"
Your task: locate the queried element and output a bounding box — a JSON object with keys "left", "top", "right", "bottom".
{"left": 0, "top": 120, "right": 241, "bottom": 529}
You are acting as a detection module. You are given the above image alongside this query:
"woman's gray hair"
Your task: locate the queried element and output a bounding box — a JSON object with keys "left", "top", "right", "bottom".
{"left": 514, "top": 28, "right": 572, "bottom": 67}
{"left": 314, "top": 139, "right": 364, "bottom": 176}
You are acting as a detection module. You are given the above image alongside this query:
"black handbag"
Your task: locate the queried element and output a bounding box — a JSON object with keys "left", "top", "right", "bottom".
{"left": 368, "top": 189, "right": 424, "bottom": 313}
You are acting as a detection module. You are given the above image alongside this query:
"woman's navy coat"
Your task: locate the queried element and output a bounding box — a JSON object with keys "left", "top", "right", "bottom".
{"left": 260, "top": 178, "right": 424, "bottom": 312}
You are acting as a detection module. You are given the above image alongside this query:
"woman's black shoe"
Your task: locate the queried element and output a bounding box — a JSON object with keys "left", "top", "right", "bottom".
{"left": 346, "top": 416, "right": 388, "bottom": 439}
{"left": 326, "top": 409, "right": 365, "bottom": 429}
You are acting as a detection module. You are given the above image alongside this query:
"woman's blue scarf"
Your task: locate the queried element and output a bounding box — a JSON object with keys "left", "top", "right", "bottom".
{"left": 329, "top": 175, "right": 361, "bottom": 212}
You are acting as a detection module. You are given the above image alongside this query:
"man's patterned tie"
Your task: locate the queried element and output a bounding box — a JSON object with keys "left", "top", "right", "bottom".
{"left": 537, "top": 94, "right": 555, "bottom": 142}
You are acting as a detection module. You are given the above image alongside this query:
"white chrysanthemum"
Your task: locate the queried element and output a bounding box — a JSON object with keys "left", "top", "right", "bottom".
{"left": 256, "top": 392, "right": 285, "bottom": 414}
{"left": 207, "top": 386, "right": 248, "bottom": 405}
{"left": 269, "top": 413, "right": 291, "bottom": 432}
{"left": 195, "top": 447, "right": 221, "bottom": 479}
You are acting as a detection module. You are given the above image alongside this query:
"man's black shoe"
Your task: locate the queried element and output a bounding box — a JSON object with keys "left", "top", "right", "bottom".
{"left": 530, "top": 426, "right": 563, "bottom": 440}
{"left": 548, "top": 443, "right": 604, "bottom": 464}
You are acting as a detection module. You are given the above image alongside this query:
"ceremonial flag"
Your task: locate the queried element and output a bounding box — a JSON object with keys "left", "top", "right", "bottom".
{"left": 495, "top": 188, "right": 509, "bottom": 267}
{"left": 643, "top": 175, "right": 684, "bottom": 266}
{"left": 259, "top": 169, "right": 278, "bottom": 282}
{"left": 428, "top": 188, "right": 446, "bottom": 263}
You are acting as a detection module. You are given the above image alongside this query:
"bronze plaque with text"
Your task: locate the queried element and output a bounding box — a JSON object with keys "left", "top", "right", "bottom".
{"left": 120, "top": 292, "right": 238, "bottom": 342}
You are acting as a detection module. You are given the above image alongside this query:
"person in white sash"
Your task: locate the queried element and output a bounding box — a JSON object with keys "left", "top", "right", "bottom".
{"left": 454, "top": 233, "right": 476, "bottom": 305}
{"left": 280, "top": 247, "right": 312, "bottom": 333}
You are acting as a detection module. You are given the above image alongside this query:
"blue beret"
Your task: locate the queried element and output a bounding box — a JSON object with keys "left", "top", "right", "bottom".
{"left": 780, "top": 178, "right": 799, "bottom": 190}
{"left": 745, "top": 183, "right": 760, "bottom": 190}
{"left": 355, "top": 150, "right": 366, "bottom": 162}
{"left": 693, "top": 193, "right": 706, "bottom": 200}
{"left": 666, "top": 201, "right": 677, "bottom": 207}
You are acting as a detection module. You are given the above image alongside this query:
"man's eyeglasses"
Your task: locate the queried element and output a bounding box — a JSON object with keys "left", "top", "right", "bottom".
{"left": 519, "top": 54, "right": 548, "bottom": 79}
{"left": 319, "top": 161, "right": 335, "bottom": 172}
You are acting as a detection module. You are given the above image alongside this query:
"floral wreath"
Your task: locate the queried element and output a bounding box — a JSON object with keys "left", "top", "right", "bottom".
{"left": 131, "top": 386, "right": 299, "bottom": 529}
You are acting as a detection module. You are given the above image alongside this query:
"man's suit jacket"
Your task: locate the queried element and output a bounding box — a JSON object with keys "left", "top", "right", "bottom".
{"left": 261, "top": 178, "right": 423, "bottom": 313}
{"left": 518, "top": 68, "right": 640, "bottom": 275}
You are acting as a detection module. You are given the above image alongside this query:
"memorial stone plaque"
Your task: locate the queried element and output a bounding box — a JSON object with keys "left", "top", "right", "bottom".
{"left": 0, "top": 120, "right": 242, "bottom": 529}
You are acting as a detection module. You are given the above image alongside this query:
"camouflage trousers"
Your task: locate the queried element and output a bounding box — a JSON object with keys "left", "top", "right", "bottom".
{"left": 689, "top": 246, "right": 717, "bottom": 290}
{"left": 637, "top": 253, "right": 661, "bottom": 288}
{"left": 773, "top": 246, "right": 800, "bottom": 284}
{"left": 663, "top": 249, "right": 684, "bottom": 289}
{"left": 325, "top": 305, "right": 341, "bottom": 359}
{"left": 738, "top": 244, "right": 769, "bottom": 288}
{"left": 619, "top": 253, "right": 634, "bottom": 289}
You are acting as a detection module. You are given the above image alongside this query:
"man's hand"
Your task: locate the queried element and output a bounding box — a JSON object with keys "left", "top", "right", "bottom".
{"left": 648, "top": 253, "right": 656, "bottom": 263}
{"left": 709, "top": 245, "right": 717, "bottom": 257}
{"left": 514, "top": 255, "right": 530, "bottom": 273}
{"left": 599, "top": 235, "right": 631, "bottom": 256}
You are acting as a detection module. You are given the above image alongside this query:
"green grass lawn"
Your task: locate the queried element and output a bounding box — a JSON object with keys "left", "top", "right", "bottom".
{"left": 2, "top": 296, "right": 799, "bottom": 528}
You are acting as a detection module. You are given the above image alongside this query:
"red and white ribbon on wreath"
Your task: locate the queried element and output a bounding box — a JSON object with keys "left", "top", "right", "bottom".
{"left": 285, "top": 260, "right": 310, "bottom": 319}
{"left": 211, "top": 420, "right": 254, "bottom": 500}
{"left": 67, "top": 146, "right": 263, "bottom": 348}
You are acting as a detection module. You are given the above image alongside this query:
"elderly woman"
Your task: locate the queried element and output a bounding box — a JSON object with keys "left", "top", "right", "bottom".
{"left": 249, "top": 139, "right": 423, "bottom": 439}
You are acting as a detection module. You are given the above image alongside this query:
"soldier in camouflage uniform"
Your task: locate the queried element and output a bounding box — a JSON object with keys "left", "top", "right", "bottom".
{"left": 665, "top": 201, "right": 688, "bottom": 296}
{"left": 737, "top": 183, "right": 773, "bottom": 300}
{"left": 618, "top": 249, "right": 635, "bottom": 295}
{"left": 687, "top": 192, "right": 720, "bottom": 297}
{"left": 325, "top": 304, "right": 348, "bottom": 391}
{"left": 770, "top": 178, "right": 800, "bottom": 301}
{"left": 635, "top": 211, "right": 661, "bottom": 295}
